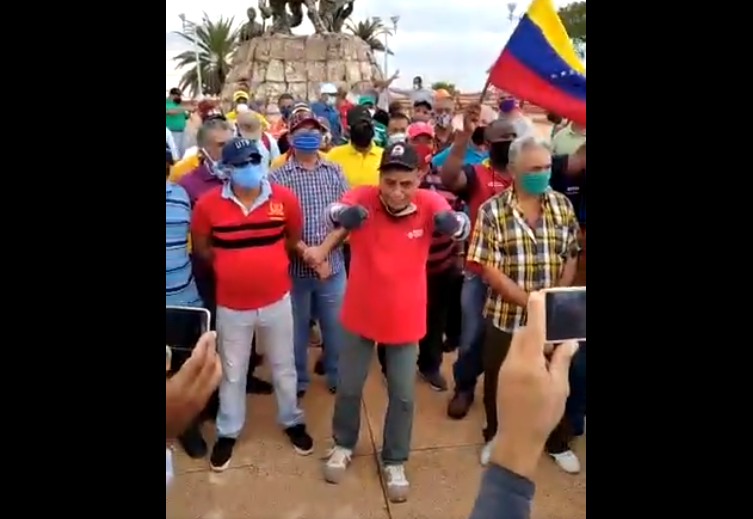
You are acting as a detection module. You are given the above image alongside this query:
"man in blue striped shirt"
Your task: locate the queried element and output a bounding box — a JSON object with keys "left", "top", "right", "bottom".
{"left": 166, "top": 148, "right": 202, "bottom": 308}
{"left": 166, "top": 147, "right": 207, "bottom": 460}
{"left": 269, "top": 110, "right": 348, "bottom": 395}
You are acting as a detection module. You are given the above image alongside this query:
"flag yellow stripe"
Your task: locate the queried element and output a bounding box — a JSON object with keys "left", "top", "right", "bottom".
{"left": 527, "top": 0, "right": 585, "bottom": 73}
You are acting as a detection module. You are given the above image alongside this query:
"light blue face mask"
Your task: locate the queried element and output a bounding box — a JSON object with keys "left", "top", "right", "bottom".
{"left": 202, "top": 149, "right": 228, "bottom": 180}
{"left": 230, "top": 163, "right": 265, "bottom": 189}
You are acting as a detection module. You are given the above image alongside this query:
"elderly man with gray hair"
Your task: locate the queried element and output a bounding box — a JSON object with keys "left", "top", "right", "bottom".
{"left": 466, "top": 135, "right": 582, "bottom": 474}
{"left": 236, "top": 111, "right": 280, "bottom": 174}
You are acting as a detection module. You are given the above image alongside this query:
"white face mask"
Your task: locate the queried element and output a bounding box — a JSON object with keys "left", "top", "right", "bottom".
{"left": 388, "top": 133, "right": 406, "bottom": 144}
{"left": 236, "top": 103, "right": 250, "bottom": 113}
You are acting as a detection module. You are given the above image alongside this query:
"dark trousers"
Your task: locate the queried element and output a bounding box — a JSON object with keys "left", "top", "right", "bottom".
{"left": 482, "top": 320, "right": 575, "bottom": 452}
{"left": 444, "top": 273, "right": 463, "bottom": 348}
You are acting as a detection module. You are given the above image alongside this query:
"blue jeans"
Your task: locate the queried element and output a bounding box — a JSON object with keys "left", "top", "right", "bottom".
{"left": 566, "top": 342, "right": 587, "bottom": 436}
{"left": 453, "top": 273, "right": 488, "bottom": 393}
{"left": 290, "top": 270, "right": 346, "bottom": 391}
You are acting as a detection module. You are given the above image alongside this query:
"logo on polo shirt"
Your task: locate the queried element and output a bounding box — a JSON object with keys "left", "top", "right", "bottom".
{"left": 407, "top": 229, "right": 424, "bottom": 239}
{"left": 268, "top": 202, "right": 285, "bottom": 219}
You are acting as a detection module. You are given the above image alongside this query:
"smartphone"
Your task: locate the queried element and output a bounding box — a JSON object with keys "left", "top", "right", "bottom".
{"left": 166, "top": 306, "right": 211, "bottom": 371}
{"left": 543, "top": 288, "right": 586, "bottom": 343}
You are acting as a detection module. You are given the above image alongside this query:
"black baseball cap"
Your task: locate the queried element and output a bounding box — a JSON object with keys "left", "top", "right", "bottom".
{"left": 347, "top": 105, "right": 373, "bottom": 127}
{"left": 380, "top": 142, "right": 419, "bottom": 172}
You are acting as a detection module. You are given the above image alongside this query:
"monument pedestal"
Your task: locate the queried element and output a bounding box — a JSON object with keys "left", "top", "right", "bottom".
{"left": 222, "top": 33, "right": 383, "bottom": 108}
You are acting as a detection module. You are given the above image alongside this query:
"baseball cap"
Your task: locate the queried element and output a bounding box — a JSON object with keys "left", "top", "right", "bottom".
{"left": 288, "top": 109, "right": 325, "bottom": 133}
{"left": 347, "top": 105, "right": 372, "bottom": 127}
{"left": 321, "top": 82, "right": 338, "bottom": 95}
{"left": 407, "top": 122, "right": 434, "bottom": 140}
{"left": 233, "top": 90, "right": 250, "bottom": 102}
{"left": 380, "top": 142, "right": 420, "bottom": 172}
{"left": 484, "top": 119, "right": 518, "bottom": 143}
{"left": 221, "top": 137, "right": 263, "bottom": 167}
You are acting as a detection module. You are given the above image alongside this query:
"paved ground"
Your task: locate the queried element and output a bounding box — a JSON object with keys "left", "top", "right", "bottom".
{"left": 166, "top": 354, "right": 587, "bottom": 519}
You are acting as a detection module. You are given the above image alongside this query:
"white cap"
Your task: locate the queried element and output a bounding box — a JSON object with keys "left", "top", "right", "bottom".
{"left": 320, "top": 82, "right": 338, "bottom": 95}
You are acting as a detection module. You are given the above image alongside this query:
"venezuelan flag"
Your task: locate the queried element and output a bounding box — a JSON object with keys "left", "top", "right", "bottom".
{"left": 488, "top": 0, "right": 586, "bottom": 126}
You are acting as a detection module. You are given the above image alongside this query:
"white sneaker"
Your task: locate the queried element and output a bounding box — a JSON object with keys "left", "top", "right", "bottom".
{"left": 383, "top": 464, "right": 410, "bottom": 503}
{"left": 480, "top": 441, "right": 494, "bottom": 467}
{"left": 323, "top": 446, "right": 353, "bottom": 484}
{"left": 550, "top": 450, "right": 581, "bottom": 474}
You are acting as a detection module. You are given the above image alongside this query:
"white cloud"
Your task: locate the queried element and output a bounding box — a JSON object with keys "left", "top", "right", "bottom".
{"left": 165, "top": 0, "right": 578, "bottom": 90}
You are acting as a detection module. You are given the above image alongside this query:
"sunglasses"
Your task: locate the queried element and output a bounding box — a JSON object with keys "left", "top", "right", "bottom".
{"left": 233, "top": 153, "right": 263, "bottom": 167}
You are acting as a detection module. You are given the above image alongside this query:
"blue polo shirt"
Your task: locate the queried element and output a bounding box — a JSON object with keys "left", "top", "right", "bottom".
{"left": 166, "top": 181, "right": 201, "bottom": 307}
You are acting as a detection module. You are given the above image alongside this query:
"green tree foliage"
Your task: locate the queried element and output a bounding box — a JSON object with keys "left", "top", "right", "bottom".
{"left": 558, "top": 1, "right": 586, "bottom": 44}
{"left": 173, "top": 14, "right": 240, "bottom": 96}
{"left": 431, "top": 82, "right": 458, "bottom": 95}
{"left": 346, "top": 18, "right": 394, "bottom": 55}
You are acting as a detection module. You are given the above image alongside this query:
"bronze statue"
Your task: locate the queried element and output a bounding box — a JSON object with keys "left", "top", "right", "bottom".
{"left": 240, "top": 7, "right": 265, "bottom": 41}
{"left": 259, "top": 0, "right": 327, "bottom": 34}
{"left": 319, "top": 0, "right": 354, "bottom": 32}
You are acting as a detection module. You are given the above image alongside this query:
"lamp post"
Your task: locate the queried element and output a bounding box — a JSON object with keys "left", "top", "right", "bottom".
{"left": 373, "top": 15, "right": 400, "bottom": 78}
{"left": 178, "top": 13, "right": 203, "bottom": 96}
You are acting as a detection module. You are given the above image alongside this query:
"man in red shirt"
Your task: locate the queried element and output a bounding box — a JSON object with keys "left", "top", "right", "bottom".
{"left": 313, "top": 142, "right": 470, "bottom": 503}
{"left": 440, "top": 108, "right": 516, "bottom": 420}
{"left": 191, "top": 138, "right": 313, "bottom": 472}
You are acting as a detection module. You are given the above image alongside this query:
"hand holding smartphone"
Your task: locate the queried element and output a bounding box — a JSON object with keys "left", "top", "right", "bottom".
{"left": 543, "top": 288, "right": 586, "bottom": 343}
{"left": 166, "top": 306, "right": 211, "bottom": 372}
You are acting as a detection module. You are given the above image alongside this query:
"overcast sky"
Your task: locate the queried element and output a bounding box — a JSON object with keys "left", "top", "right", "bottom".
{"left": 165, "top": 0, "right": 577, "bottom": 90}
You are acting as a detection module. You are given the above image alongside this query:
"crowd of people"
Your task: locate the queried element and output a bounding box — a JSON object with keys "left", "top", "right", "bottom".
{"left": 165, "top": 78, "right": 587, "bottom": 511}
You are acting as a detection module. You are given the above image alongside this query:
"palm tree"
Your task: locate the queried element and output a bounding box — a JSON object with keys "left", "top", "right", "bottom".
{"left": 173, "top": 14, "right": 240, "bottom": 96}
{"left": 346, "top": 18, "right": 394, "bottom": 55}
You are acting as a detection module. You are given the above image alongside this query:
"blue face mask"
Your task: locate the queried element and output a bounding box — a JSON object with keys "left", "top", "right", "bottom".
{"left": 230, "top": 163, "right": 264, "bottom": 189}
{"left": 519, "top": 169, "right": 552, "bottom": 195}
{"left": 291, "top": 130, "right": 322, "bottom": 152}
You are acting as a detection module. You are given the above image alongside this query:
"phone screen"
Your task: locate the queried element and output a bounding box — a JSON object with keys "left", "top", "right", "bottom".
{"left": 545, "top": 289, "right": 586, "bottom": 343}
{"left": 166, "top": 306, "right": 210, "bottom": 357}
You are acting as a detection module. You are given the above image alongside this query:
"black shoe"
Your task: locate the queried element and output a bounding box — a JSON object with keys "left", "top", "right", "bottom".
{"left": 179, "top": 425, "right": 208, "bottom": 459}
{"left": 285, "top": 424, "right": 314, "bottom": 456}
{"left": 420, "top": 371, "right": 449, "bottom": 392}
{"left": 314, "top": 358, "right": 326, "bottom": 376}
{"left": 246, "top": 376, "right": 274, "bottom": 395}
{"left": 210, "top": 438, "right": 236, "bottom": 472}
{"left": 447, "top": 391, "right": 475, "bottom": 420}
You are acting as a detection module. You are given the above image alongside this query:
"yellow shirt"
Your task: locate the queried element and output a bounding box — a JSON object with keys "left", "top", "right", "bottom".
{"left": 326, "top": 144, "right": 383, "bottom": 187}
{"left": 270, "top": 151, "right": 326, "bottom": 170}
{"left": 169, "top": 153, "right": 200, "bottom": 183}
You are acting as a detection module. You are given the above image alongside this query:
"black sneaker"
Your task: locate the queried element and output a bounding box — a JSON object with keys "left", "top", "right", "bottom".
{"left": 285, "top": 424, "right": 314, "bottom": 456}
{"left": 314, "top": 357, "right": 326, "bottom": 376}
{"left": 179, "top": 425, "right": 208, "bottom": 459}
{"left": 210, "top": 438, "right": 236, "bottom": 472}
{"left": 420, "top": 371, "right": 449, "bottom": 392}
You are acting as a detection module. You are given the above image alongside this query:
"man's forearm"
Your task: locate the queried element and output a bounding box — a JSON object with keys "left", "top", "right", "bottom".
{"left": 482, "top": 266, "right": 529, "bottom": 308}
{"left": 321, "top": 229, "right": 348, "bottom": 255}
{"left": 558, "top": 257, "right": 578, "bottom": 287}
{"left": 468, "top": 465, "right": 535, "bottom": 519}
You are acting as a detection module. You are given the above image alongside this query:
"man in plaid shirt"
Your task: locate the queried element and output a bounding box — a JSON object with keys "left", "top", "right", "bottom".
{"left": 269, "top": 109, "right": 349, "bottom": 395}
{"left": 466, "top": 135, "right": 582, "bottom": 473}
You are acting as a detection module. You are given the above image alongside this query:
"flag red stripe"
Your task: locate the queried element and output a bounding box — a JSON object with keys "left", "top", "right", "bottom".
{"left": 489, "top": 50, "right": 586, "bottom": 126}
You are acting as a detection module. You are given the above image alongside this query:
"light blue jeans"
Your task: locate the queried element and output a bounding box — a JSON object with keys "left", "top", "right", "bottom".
{"left": 290, "top": 270, "right": 346, "bottom": 391}
{"left": 215, "top": 294, "right": 304, "bottom": 438}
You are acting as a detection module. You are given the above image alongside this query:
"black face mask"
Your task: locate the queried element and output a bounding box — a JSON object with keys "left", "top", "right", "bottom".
{"left": 489, "top": 141, "right": 513, "bottom": 170}
{"left": 350, "top": 123, "right": 374, "bottom": 148}
{"left": 471, "top": 127, "right": 486, "bottom": 147}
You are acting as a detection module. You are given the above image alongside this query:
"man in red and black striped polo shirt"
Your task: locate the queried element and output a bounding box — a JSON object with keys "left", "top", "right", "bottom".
{"left": 191, "top": 138, "right": 313, "bottom": 471}
{"left": 411, "top": 122, "right": 462, "bottom": 391}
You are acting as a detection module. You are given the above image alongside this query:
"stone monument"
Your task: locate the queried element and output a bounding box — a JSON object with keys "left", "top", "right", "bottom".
{"left": 221, "top": 1, "right": 382, "bottom": 108}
